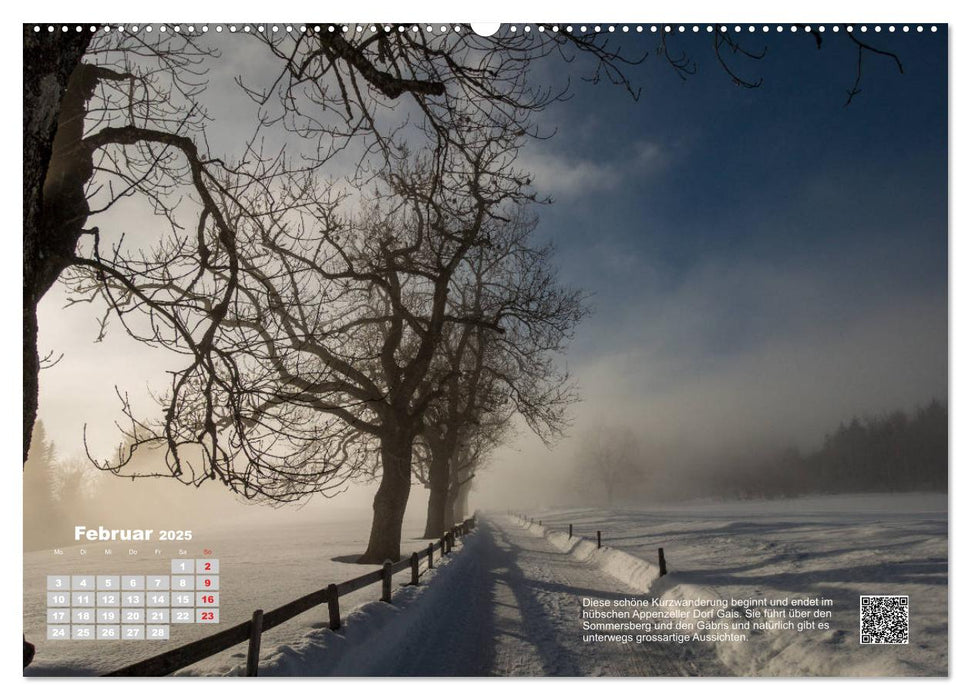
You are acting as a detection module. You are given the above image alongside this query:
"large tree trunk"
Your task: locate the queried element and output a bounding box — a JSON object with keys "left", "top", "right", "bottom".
{"left": 444, "top": 478, "right": 472, "bottom": 524}
{"left": 423, "top": 439, "right": 455, "bottom": 538}
{"left": 22, "top": 26, "right": 92, "bottom": 670}
{"left": 443, "top": 480, "right": 458, "bottom": 528}
{"left": 422, "top": 450, "right": 451, "bottom": 539}
{"left": 359, "top": 424, "right": 416, "bottom": 564}
{"left": 455, "top": 480, "right": 472, "bottom": 521}
{"left": 23, "top": 27, "right": 92, "bottom": 464}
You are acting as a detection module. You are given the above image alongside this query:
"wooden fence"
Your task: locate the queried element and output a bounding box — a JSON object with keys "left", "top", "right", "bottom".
{"left": 514, "top": 513, "right": 667, "bottom": 576}
{"left": 103, "top": 516, "right": 476, "bottom": 677}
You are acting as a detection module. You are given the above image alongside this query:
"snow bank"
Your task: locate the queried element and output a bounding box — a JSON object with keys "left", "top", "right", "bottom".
{"left": 187, "top": 531, "right": 482, "bottom": 676}
{"left": 528, "top": 496, "right": 946, "bottom": 677}
{"left": 515, "top": 518, "right": 773, "bottom": 674}
{"left": 516, "top": 517, "right": 661, "bottom": 592}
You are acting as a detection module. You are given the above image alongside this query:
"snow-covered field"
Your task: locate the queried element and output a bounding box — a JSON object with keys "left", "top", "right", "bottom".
{"left": 529, "top": 492, "right": 947, "bottom": 676}
{"left": 24, "top": 492, "right": 947, "bottom": 677}
{"left": 24, "top": 510, "right": 441, "bottom": 676}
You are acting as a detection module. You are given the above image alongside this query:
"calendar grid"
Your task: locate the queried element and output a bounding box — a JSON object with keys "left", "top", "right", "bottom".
{"left": 46, "top": 559, "right": 219, "bottom": 641}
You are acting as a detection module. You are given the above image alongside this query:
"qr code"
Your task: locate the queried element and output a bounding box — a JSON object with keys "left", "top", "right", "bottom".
{"left": 860, "top": 595, "right": 909, "bottom": 644}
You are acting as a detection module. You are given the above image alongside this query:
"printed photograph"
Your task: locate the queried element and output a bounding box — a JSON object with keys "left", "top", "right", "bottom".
{"left": 22, "top": 20, "right": 947, "bottom": 677}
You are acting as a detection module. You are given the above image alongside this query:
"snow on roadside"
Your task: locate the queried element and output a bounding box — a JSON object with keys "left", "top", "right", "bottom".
{"left": 525, "top": 495, "right": 947, "bottom": 677}
{"left": 516, "top": 518, "right": 750, "bottom": 673}
{"left": 202, "top": 530, "right": 483, "bottom": 676}
{"left": 646, "top": 574, "right": 903, "bottom": 677}
{"left": 517, "top": 517, "right": 662, "bottom": 592}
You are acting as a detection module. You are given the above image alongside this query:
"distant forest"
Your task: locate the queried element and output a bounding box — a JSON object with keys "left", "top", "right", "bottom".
{"left": 23, "top": 423, "right": 219, "bottom": 552}
{"left": 697, "top": 400, "right": 948, "bottom": 500}
{"left": 23, "top": 423, "right": 74, "bottom": 551}
{"left": 578, "top": 400, "right": 947, "bottom": 505}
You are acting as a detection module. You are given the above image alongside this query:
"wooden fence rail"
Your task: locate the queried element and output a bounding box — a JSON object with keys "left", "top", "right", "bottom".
{"left": 103, "top": 515, "right": 477, "bottom": 677}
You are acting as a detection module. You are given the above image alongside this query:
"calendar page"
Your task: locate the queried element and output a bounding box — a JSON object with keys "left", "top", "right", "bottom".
{"left": 18, "top": 2, "right": 952, "bottom": 685}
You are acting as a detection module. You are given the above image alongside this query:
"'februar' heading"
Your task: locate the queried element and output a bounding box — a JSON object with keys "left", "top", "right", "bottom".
{"left": 73, "top": 526, "right": 193, "bottom": 541}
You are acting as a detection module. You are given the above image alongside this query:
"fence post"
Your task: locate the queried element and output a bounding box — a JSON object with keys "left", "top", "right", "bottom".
{"left": 569, "top": 524, "right": 573, "bottom": 539}
{"left": 327, "top": 583, "right": 341, "bottom": 630}
{"left": 410, "top": 552, "right": 420, "bottom": 586}
{"left": 441, "top": 535, "right": 448, "bottom": 556}
{"left": 597, "top": 530, "right": 602, "bottom": 549}
{"left": 381, "top": 561, "right": 393, "bottom": 602}
{"left": 427, "top": 542, "right": 434, "bottom": 569}
{"left": 245, "top": 609, "right": 263, "bottom": 677}
{"left": 658, "top": 548, "right": 667, "bottom": 576}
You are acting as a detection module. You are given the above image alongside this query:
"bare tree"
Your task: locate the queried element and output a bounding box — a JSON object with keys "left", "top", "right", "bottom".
{"left": 577, "top": 424, "right": 640, "bottom": 507}
{"left": 445, "top": 414, "right": 511, "bottom": 524}
{"left": 417, "top": 357, "right": 511, "bottom": 537}
{"left": 25, "top": 27, "right": 218, "bottom": 463}
{"left": 97, "top": 136, "right": 535, "bottom": 562}
{"left": 416, "top": 207, "right": 585, "bottom": 537}
{"left": 38, "top": 26, "right": 627, "bottom": 570}
{"left": 91, "top": 141, "right": 586, "bottom": 559}
{"left": 27, "top": 24, "right": 615, "bottom": 467}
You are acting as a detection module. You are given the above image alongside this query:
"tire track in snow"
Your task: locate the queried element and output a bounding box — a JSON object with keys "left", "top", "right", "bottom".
{"left": 490, "top": 515, "right": 727, "bottom": 677}
{"left": 382, "top": 515, "right": 727, "bottom": 676}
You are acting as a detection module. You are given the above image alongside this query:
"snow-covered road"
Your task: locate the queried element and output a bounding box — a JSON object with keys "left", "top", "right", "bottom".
{"left": 370, "top": 515, "right": 725, "bottom": 676}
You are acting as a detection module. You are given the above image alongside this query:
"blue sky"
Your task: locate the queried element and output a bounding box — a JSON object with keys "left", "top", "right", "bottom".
{"left": 530, "top": 29, "right": 946, "bottom": 321}
{"left": 476, "top": 28, "right": 948, "bottom": 500}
